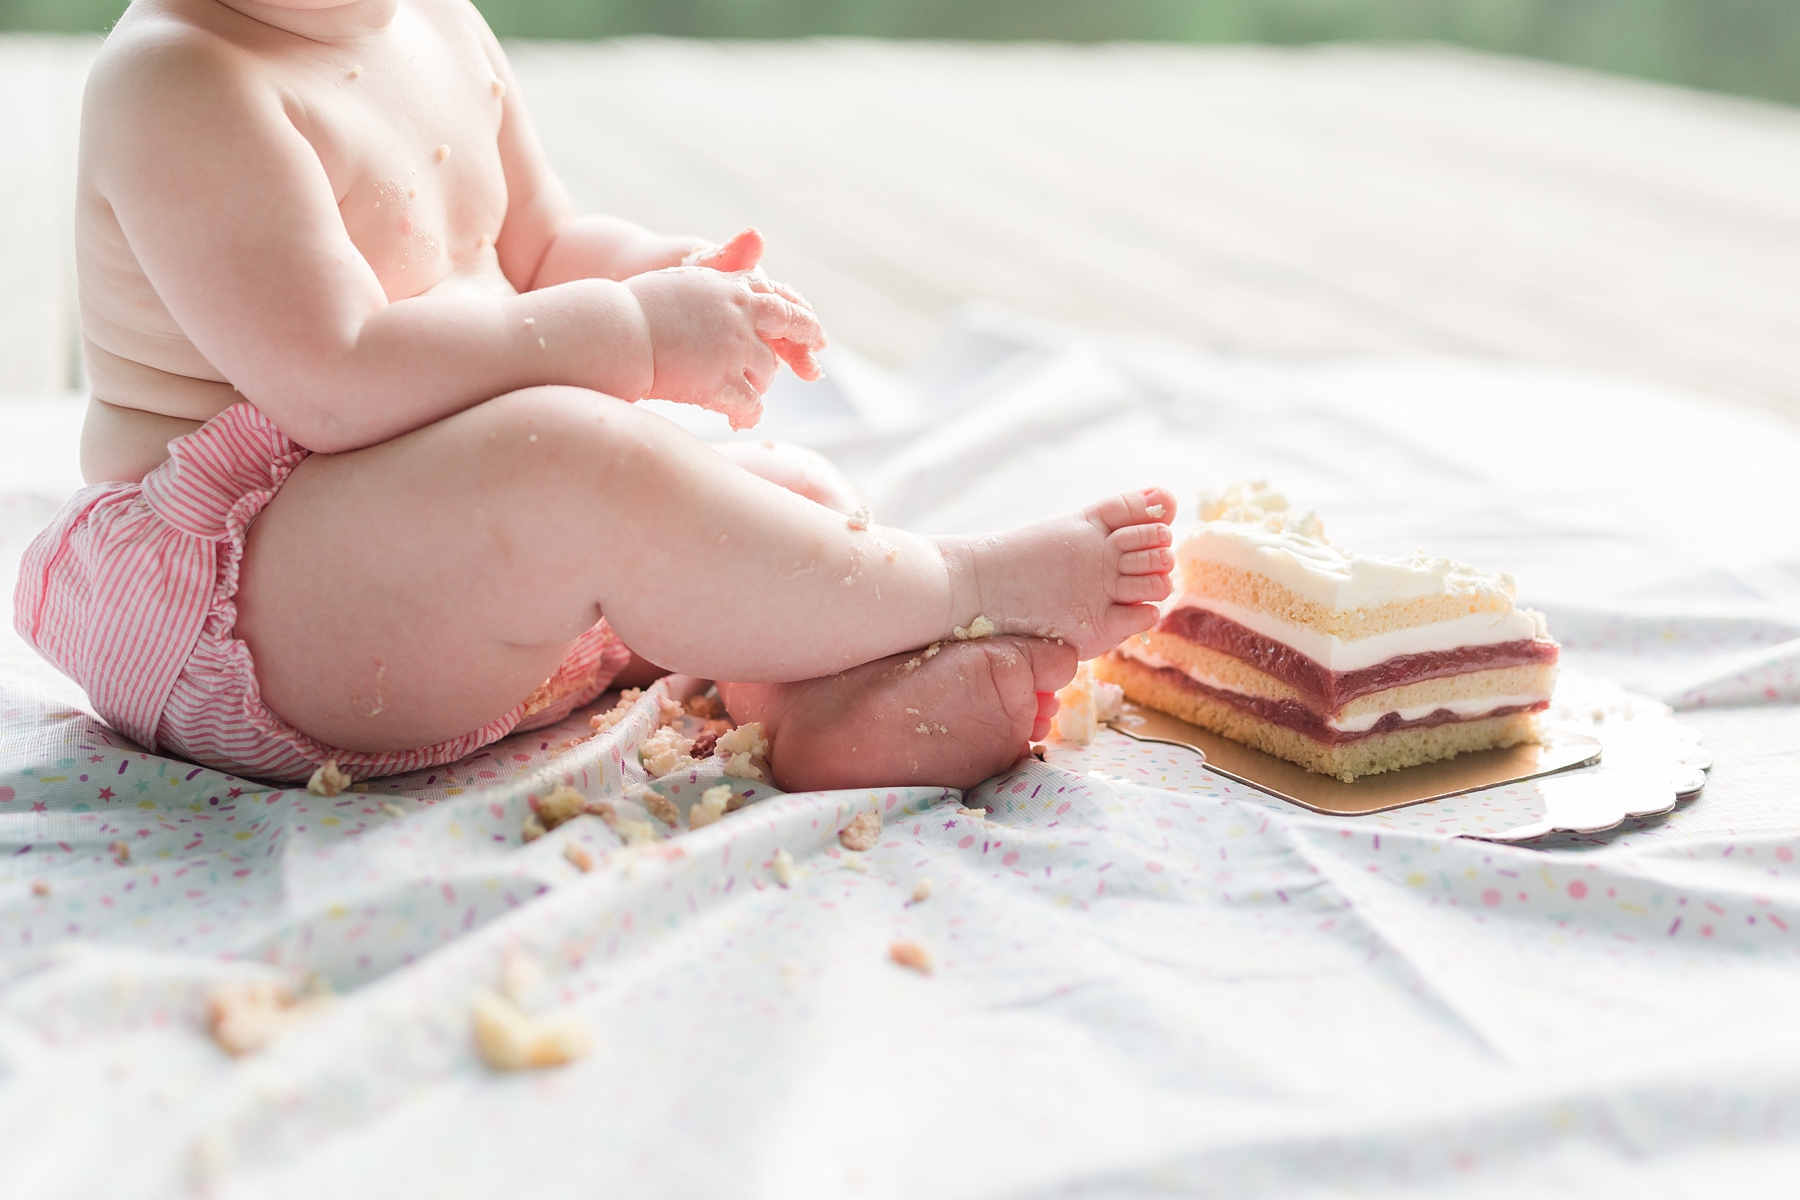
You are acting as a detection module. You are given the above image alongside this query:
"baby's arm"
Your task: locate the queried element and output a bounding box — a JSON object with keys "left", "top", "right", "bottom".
{"left": 87, "top": 33, "right": 819, "bottom": 453}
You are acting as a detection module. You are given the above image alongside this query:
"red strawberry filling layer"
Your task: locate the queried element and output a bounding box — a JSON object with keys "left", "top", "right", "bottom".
{"left": 1131, "top": 660, "right": 1547, "bottom": 745}
{"left": 1157, "top": 606, "right": 1558, "bottom": 710}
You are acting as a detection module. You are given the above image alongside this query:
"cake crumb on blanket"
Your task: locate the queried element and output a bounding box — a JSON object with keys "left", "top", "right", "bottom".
{"left": 655, "top": 693, "right": 684, "bottom": 727}
{"left": 721, "top": 753, "right": 764, "bottom": 781}
{"left": 840, "top": 853, "right": 868, "bottom": 873}
{"left": 537, "top": 784, "right": 587, "bottom": 830}
{"left": 839, "top": 811, "right": 882, "bottom": 852}
{"left": 889, "top": 941, "right": 933, "bottom": 974}
{"left": 617, "top": 819, "right": 659, "bottom": 845}
{"left": 208, "top": 980, "right": 328, "bottom": 1056}
{"left": 717, "top": 721, "right": 769, "bottom": 758}
{"left": 563, "top": 842, "right": 594, "bottom": 872}
{"left": 306, "top": 759, "right": 352, "bottom": 797}
{"left": 1051, "top": 661, "right": 1125, "bottom": 745}
{"left": 772, "top": 847, "right": 796, "bottom": 888}
{"left": 589, "top": 688, "right": 643, "bottom": 735}
{"left": 846, "top": 506, "right": 872, "bottom": 530}
{"left": 110, "top": 841, "right": 131, "bottom": 864}
{"left": 471, "top": 991, "right": 592, "bottom": 1071}
{"left": 379, "top": 802, "right": 405, "bottom": 819}
{"left": 499, "top": 948, "right": 544, "bottom": 1004}
{"left": 31, "top": 880, "right": 50, "bottom": 897}
{"left": 957, "top": 806, "right": 988, "bottom": 819}
{"left": 639, "top": 727, "right": 696, "bottom": 777}
{"left": 910, "top": 879, "right": 933, "bottom": 904}
{"left": 640, "top": 790, "right": 682, "bottom": 828}
{"left": 688, "top": 783, "right": 732, "bottom": 830}
{"left": 685, "top": 693, "right": 725, "bottom": 720}
{"left": 952, "top": 615, "right": 996, "bottom": 641}
{"left": 521, "top": 814, "right": 546, "bottom": 843}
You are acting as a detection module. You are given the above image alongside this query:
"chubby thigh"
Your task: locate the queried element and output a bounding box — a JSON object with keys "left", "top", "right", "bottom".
{"left": 231, "top": 386, "right": 955, "bottom": 755}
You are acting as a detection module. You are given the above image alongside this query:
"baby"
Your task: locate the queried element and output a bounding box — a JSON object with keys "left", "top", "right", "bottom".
{"left": 14, "top": 0, "right": 1176, "bottom": 792}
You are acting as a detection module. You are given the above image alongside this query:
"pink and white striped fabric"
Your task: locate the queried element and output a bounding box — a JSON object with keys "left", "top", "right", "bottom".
{"left": 11, "top": 402, "right": 629, "bottom": 784}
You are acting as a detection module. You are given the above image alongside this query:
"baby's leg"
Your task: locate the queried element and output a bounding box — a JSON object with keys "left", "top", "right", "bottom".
{"left": 234, "top": 386, "right": 1171, "bottom": 754}
{"left": 721, "top": 636, "right": 1077, "bottom": 791}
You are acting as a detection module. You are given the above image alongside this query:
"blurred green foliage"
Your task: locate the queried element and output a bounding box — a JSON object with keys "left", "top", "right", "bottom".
{"left": 4, "top": 0, "right": 1795, "bottom": 107}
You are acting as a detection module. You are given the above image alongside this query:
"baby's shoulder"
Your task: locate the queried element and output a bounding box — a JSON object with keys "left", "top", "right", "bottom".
{"left": 86, "top": 4, "right": 267, "bottom": 121}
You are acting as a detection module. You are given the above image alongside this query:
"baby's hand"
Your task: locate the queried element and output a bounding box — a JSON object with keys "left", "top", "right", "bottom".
{"left": 625, "top": 267, "right": 826, "bottom": 430}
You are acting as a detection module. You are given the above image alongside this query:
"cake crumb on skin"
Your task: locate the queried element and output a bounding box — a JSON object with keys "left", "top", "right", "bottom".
{"left": 839, "top": 810, "right": 882, "bottom": 852}
{"left": 910, "top": 878, "right": 933, "bottom": 904}
{"left": 1147, "top": 503, "right": 1166, "bottom": 519}
{"left": 846, "top": 506, "right": 873, "bottom": 530}
{"left": 772, "top": 847, "right": 796, "bottom": 887}
{"left": 685, "top": 693, "right": 725, "bottom": 720}
{"left": 923, "top": 642, "right": 943, "bottom": 659}
{"left": 563, "top": 842, "right": 594, "bottom": 872}
{"left": 306, "top": 760, "right": 353, "bottom": 798}
{"left": 952, "top": 615, "right": 996, "bottom": 641}
{"left": 889, "top": 941, "right": 933, "bottom": 974}
{"left": 471, "top": 991, "right": 592, "bottom": 1072}
{"left": 717, "top": 721, "right": 769, "bottom": 758}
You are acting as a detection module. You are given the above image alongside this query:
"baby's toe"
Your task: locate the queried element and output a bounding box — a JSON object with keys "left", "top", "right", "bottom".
{"left": 1117, "top": 546, "right": 1175, "bottom": 576}
{"left": 1101, "top": 602, "right": 1161, "bottom": 647}
{"left": 1087, "top": 488, "right": 1178, "bottom": 534}
{"left": 1111, "top": 572, "right": 1172, "bottom": 604}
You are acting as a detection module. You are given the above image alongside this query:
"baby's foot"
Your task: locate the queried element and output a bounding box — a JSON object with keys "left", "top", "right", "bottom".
{"left": 940, "top": 489, "right": 1177, "bottom": 659}
{"left": 719, "top": 637, "right": 1078, "bottom": 792}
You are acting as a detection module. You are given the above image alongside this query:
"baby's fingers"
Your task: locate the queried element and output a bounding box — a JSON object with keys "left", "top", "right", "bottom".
{"left": 768, "top": 338, "right": 824, "bottom": 381}
{"left": 691, "top": 228, "right": 765, "bottom": 272}
{"left": 750, "top": 293, "right": 826, "bottom": 351}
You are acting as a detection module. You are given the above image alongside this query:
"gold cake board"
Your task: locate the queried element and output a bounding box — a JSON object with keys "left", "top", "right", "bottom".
{"left": 1107, "top": 705, "right": 1604, "bottom": 817}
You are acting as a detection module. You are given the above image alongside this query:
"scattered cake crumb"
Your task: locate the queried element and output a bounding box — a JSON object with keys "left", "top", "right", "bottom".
{"left": 685, "top": 693, "right": 726, "bottom": 720}
{"left": 952, "top": 615, "right": 996, "bottom": 641}
{"left": 846, "top": 506, "right": 872, "bottom": 530}
{"left": 471, "top": 990, "right": 592, "bottom": 1071}
{"left": 563, "top": 842, "right": 594, "bottom": 872}
{"left": 109, "top": 840, "right": 131, "bottom": 864}
{"left": 910, "top": 878, "right": 933, "bottom": 904}
{"left": 717, "top": 721, "right": 769, "bottom": 758}
{"left": 688, "top": 783, "right": 732, "bottom": 830}
{"left": 839, "top": 810, "right": 882, "bottom": 852}
{"left": 654, "top": 693, "right": 684, "bottom": 727}
{"left": 31, "top": 879, "right": 50, "bottom": 897}
{"left": 208, "top": 980, "right": 327, "bottom": 1056}
{"left": 1051, "top": 661, "right": 1126, "bottom": 745}
{"left": 840, "top": 853, "right": 869, "bottom": 873}
{"left": 889, "top": 941, "right": 933, "bottom": 974}
{"left": 306, "top": 760, "right": 352, "bottom": 798}
{"left": 957, "top": 806, "right": 988, "bottom": 819}
{"left": 923, "top": 642, "right": 943, "bottom": 659}
{"left": 772, "top": 847, "right": 796, "bottom": 888}
{"left": 639, "top": 727, "right": 696, "bottom": 777}
{"left": 1146, "top": 503, "right": 1166, "bottom": 519}
{"left": 589, "top": 688, "right": 643, "bottom": 734}
{"left": 689, "top": 730, "right": 718, "bottom": 758}
{"left": 521, "top": 814, "right": 546, "bottom": 843}
{"left": 537, "top": 784, "right": 587, "bottom": 830}
{"left": 641, "top": 790, "right": 682, "bottom": 828}
{"left": 616, "top": 819, "right": 658, "bottom": 845}
{"left": 721, "top": 752, "right": 764, "bottom": 781}
{"left": 585, "top": 799, "right": 618, "bottom": 828}
{"left": 379, "top": 802, "right": 405, "bottom": 819}
{"left": 499, "top": 948, "right": 544, "bottom": 1004}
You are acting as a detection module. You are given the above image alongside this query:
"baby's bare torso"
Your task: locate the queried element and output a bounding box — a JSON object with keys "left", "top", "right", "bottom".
{"left": 80, "top": 0, "right": 512, "bottom": 482}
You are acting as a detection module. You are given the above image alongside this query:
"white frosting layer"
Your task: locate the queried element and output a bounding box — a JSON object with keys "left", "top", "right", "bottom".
{"left": 1167, "top": 595, "right": 1550, "bottom": 673}
{"left": 1118, "top": 644, "right": 1550, "bottom": 731}
{"left": 1185, "top": 481, "right": 1517, "bottom": 610}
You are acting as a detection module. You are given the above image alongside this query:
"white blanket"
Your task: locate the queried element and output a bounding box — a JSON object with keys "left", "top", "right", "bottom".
{"left": 3, "top": 310, "right": 1798, "bottom": 1199}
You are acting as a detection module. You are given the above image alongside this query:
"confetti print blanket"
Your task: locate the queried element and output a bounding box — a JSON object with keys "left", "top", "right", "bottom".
{"left": 3, "top": 311, "right": 1799, "bottom": 1199}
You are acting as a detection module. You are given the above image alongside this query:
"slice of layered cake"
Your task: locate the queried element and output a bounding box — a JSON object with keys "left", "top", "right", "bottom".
{"left": 1092, "top": 482, "right": 1559, "bottom": 782}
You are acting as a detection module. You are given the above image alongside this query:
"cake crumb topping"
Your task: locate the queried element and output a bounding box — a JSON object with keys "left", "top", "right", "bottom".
{"left": 306, "top": 760, "right": 353, "bottom": 797}
{"left": 839, "top": 810, "right": 881, "bottom": 851}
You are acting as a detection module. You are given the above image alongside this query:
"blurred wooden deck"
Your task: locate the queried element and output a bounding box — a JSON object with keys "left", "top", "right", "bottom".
{"left": 3, "top": 35, "right": 1797, "bottom": 419}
